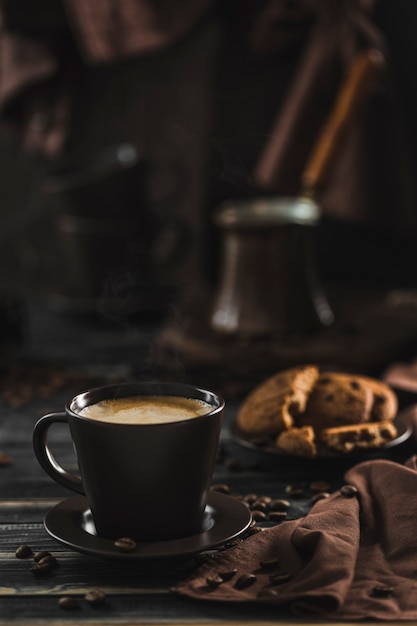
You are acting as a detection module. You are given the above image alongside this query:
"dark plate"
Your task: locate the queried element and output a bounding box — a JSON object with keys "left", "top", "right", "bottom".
{"left": 44, "top": 491, "right": 252, "bottom": 560}
{"left": 229, "top": 412, "right": 413, "bottom": 459}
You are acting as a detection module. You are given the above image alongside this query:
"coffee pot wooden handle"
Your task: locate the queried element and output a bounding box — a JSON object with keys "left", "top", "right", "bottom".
{"left": 301, "top": 48, "right": 384, "bottom": 195}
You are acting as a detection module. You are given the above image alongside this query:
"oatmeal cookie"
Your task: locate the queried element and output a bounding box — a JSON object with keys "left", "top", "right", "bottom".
{"left": 237, "top": 365, "right": 319, "bottom": 436}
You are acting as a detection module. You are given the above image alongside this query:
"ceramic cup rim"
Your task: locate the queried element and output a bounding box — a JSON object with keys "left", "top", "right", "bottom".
{"left": 66, "top": 381, "right": 225, "bottom": 427}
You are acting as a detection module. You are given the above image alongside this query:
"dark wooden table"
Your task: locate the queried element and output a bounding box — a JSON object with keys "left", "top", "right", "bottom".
{"left": 1, "top": 299, "right": 416, "bottom": 625}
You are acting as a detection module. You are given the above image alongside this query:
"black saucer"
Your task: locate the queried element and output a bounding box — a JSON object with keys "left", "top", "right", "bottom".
{"left": 44, "top": 491, "right": 252, "bottom": 560}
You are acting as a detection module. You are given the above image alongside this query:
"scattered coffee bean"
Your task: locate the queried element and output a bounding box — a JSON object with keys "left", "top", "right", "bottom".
{"left": 242, "top": 493, "right": 258, "bottom": 505}
{"left": 58, "top": 596, "right": 79, "bottom": 610}
{"left": 234, "top": 573, "right": 257, "bottom": 589}
{"left": 289, "top": 489, "right": 304, "bottom": 499}
{"left": 252, "top": 500, "right": 268, "bottom": 512}
{"left": 258, "top": 496, "right": 272, "bottom": 505}
{"left": 260, "top": 558, "right": 280, "bottom": 570}
{"left": 194, "top": 550, "right": 220, "bottom": 565}
{"left": 37, "top": 555, "right": 57, "bottom": 569}
{"left": 310, "top": 492, "right": 331, "bottom": 504}
{"left": 310, "top": 480, "right": 330, "bottom": 492}
{"left": 219, "top": 569, "right": 237, "bottom": 581}
{"left": 31, "top": 562, "right": 54, "bottom": 576}
{"left": 210, "top": 483, "right": 230, "bottom": 494}
{"left": 269, "top": 572, "right": 291, "bottom": 585}
{"left": 340, "top": 484, "right": 358, "bottom": 498}
{"left": 247, "top": 526, "right": 264, "bottom": 535}
{"left": 251, "top": 510, "right": 267, "bottom": 522}
{"left": 15, "top": 544, "right": 32, "bottom": 559}
{"left": 206, "top": 574, "right": 224, "bottom": 588}
{"left": 114, "top": 537, "right": 136, "bottom": 553}
{"left": 268, "top": 511, "right": 287, "bottom": 523}
{"left": 33, "top": 550, "right": 52, "bottom": 562}
{"left": 85, "top": 589, "right": 106, "bottom": 605}
{"left": 285, "top": 485, "right": 304, "bottom": 498}
{"left": 371, "top": 584, "right": 394, "bottom": 598}
{"left": 270, "top": 499, "right": 290, "bottom": 512}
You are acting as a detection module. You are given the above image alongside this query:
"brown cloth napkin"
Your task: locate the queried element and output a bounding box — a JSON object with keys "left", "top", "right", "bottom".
{"left": 173, "top": 454, "right": 417, "bottom": 620}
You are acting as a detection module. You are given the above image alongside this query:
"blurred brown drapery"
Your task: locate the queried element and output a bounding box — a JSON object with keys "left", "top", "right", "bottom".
{"left": 0, "top": 0, "right": 414, "bottom": 233}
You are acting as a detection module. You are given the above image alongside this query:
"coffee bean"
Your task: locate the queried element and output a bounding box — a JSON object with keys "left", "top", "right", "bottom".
{"left": 258, "top": 495, "right": 272, "bottom": 505}
{"left": 219, "top": 569, "right": 237, "bottom": 581}
{"left": 285, "top": 485, "right": 304, "bottom": 498}
{"left": 224, "top": 538, "right": 241, "bottom": 549}
{"left": 15, "top": 544, "right": 32, "bottom": 559}
{"left": 290, "top": 489, "right": 305, "bottom": 499}
{"left": 85, "top": 589, "right": 106, "bottom": 605}
{"left": 38, "top": 555, "right": 57, "bottom": 569}
{"left": 251, "top": 500, "right": 268, "bottom": 511}
{"left": 269, "top": 572, "right": 291, "bottom": 585}
{"left": 194, "top": 550, "right": 220, "bottom": 565}
{"left": 247, "top": 526, "right": 264, "bottom": 535}
{"left": 33, "top": 550, "right": 52, "bottom": 562}
{"left": 371, "top": 584, "right": 394, "bottom": 598}
{"left": 31, "top": 562, "right": 53, "bottom": 576}
{"left": 206, "top": 574, "right": 223, "bottom": 588}
{"left": 251, "top": 510, "right": 267, "bottom": 522}
{"left": 58, "top": 596, "right": 79, "bottom": 610}
{"left": 242, "top": 493, "right": 258, "bottom": 504}
{"left": 260, "top": 558, "right": 280, "bottom": 570}
{"left": 340, "top": 484, "right": 358, "bottom": 498}
{"left": 270, "top": 499, "right": 290, "bottom": 512}
{"left": 234, "top": 573, "right": 256, "bottom": 589}
{"left": 268, "top": 511, "right": 287, "bottom": 523}
{"left": 114, "top": 537, "right": 136, "bottom": 552}
{"left": 310, "top": 492, "right": 331, "bottom": 505}
{"left": 210, "top": 483, "right": 230, "bottom": 494}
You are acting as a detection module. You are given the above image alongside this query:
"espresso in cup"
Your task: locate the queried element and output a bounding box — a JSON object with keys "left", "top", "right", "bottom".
{"left": 78, "top": 395, "right": 212, "bottom": 424}
{"left": 33, "top": 382, "right": 224, "bottom": 542}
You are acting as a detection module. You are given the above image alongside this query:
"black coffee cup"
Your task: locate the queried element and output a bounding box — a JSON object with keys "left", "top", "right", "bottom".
{"left": 33, "top": 382, "right": 224, "bottom": 541}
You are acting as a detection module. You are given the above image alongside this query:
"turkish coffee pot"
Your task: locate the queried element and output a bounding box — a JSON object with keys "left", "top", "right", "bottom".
{"left": 210, "top": 49, "right": 383, "bottom": 338}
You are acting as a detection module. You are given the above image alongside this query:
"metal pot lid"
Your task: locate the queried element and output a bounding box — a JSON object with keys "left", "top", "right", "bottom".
{"left": 214, "top": 196, "right": 321, "bottom": 229}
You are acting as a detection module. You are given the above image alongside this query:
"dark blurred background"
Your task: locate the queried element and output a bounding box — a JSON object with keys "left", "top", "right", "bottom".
{"left": 0, "top": 0, "right": 417, "bottom": 368}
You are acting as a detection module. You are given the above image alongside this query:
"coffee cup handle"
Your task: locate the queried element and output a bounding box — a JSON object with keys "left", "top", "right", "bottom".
{"left": 32, "top": 412, "right": 85, "bottom": 495}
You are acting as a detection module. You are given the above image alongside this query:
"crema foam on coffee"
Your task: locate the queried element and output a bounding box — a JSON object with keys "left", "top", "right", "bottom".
{"left": 78, "top": 395, "right": 212, "bottom": 424}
